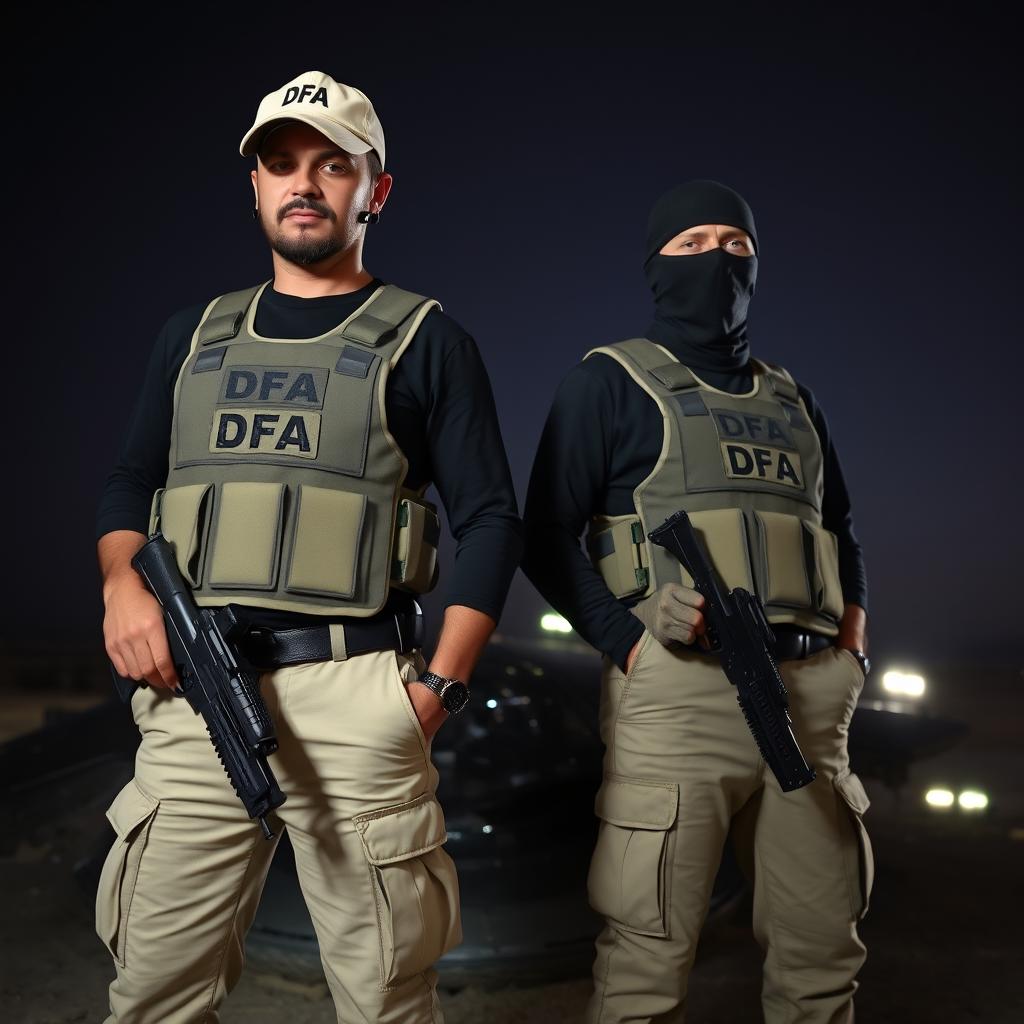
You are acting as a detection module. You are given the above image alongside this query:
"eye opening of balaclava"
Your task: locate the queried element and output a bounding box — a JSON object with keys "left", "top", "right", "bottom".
{"left": 644, "top": 179, "right": 758, "bottom": 373}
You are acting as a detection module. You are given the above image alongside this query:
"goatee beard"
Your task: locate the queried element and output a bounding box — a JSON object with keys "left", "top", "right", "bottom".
{"left": 268, "top": 232, "right": 345, "bottom": 266}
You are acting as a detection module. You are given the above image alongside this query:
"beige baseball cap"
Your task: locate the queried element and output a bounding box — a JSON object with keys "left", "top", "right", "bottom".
{"left": 239, "top": 70, "right": 385, "bottom": 168}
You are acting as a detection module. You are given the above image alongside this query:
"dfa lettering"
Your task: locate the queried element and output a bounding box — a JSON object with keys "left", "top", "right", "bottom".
{"left": 209, "top": 409, "right": 322, "bottom": 460}
{"left": 711, "top": 409, "right": 796, "bottom": 449}
{"left": 720, "top": 442, "right": 804, "bottom": 489}
{"left": 281, "top": 84, "right": 329, "bottom": 108}
{"left": 219, "top": 366, "right": 328, "bottom": 408}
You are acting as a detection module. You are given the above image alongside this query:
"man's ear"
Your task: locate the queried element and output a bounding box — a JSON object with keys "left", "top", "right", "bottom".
{"left": 250, "top": 168, "right": 259, "bottom": 206}
{"left": 372, "top": 171, "right": 394, "bottom": 212}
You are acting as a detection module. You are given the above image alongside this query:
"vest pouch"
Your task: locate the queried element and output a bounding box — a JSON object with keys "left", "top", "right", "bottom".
{"left": 154, "top": 483, "right": 214, "bottom": 586}
{"left": 391, "top": 496, "right": 440, "bottom": 595}
{"left": 588, "top": 515, "right": 650, "bottom": 598}
{"left": 147, "top": 487, "right": 164, "bottom": 538}
{"left": 207, "top": 482, "right": 286, "bottom": 590}
{"left": 680, "top": 509, "right": 756, "bottom": 593}
{"left": 803, "top": 521, "right": 845, "bottom": 620}
{"left": 753, "top": 510, "right": 814, "bottom": 609}
{"left": 285, "top": 484, "right": 367, "bottom": 599}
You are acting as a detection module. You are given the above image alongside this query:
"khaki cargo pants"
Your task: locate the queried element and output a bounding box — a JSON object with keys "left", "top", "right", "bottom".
{"left": 586, "top": 632, "right": 873, "bottom": 1024}
{"left": 95, "top": 648, "right": 461, "bottom": 1024}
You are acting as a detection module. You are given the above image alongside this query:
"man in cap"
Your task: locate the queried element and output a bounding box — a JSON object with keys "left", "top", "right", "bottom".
{"left": 95, "top": 70, "right": 522, "bottom": 1023}
{"left": 522, "top": 180, "right": 872, "bottom": 1023}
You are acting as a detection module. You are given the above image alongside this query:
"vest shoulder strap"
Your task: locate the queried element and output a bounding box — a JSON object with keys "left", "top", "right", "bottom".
{"left": 585, "top": 338, "right": 702, "bottom": 394}
{"left": 753, "top": 357, "right": 800, "bottom": 403}
{"left": 197, "top": 283, "right": 265, "bottom": 347}
{"left": 339, "top": 284, "right": 440, "bottom": 348}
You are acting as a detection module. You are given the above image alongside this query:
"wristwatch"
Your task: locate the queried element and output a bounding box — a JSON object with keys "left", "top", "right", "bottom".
{"left": 846, "top": 648, "right": 871, "bottom": 677}
{"left": 415, "top": 671, "right": 470, "bottom": 715}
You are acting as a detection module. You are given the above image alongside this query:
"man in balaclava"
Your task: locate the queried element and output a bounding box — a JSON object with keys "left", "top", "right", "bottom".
{"left": 523, "top": 180, "right": 871, "bottom": 1023}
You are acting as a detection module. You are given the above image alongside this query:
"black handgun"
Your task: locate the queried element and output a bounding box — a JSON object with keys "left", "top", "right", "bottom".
{"left": 109, "top": 533, "right": 286, "bottom": 837}
{"left": 648, "top": 510, "right": 816, "bottom": 792}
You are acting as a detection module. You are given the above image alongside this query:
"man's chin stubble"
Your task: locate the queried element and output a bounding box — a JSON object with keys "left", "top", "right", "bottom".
{"left": 268, "top": 228, "right": 346, "bottom": 266}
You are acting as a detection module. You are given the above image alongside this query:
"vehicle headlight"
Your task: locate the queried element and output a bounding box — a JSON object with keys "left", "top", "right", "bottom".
{"left": 882, "top": 670, "right": 926, "bottom": 698}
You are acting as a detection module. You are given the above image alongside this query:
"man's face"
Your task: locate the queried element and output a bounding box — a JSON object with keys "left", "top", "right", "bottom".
{"left": 658, "top": 223, "right": 755, "bottom": 257}
{"left": 249, "top": 121, "right": 390, "bottom": 267}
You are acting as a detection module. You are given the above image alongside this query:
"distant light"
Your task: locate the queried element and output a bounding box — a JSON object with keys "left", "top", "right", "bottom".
{"left": 958, "top": 790, "right": 989, "bottom": 811}
{"left": 485, "top": 698, "right": 498, "bottom": 710}
{"left": 481, "top": 824, "right": 493, "bottom": 834}
{"left": 540, "top": 613, "right": 572, "bottom": 634}
{"left": 925, "top": 788, "right": 955, "bottom": 808}
{"left": 882, "top": 670, "right": 927, "bottom": 698}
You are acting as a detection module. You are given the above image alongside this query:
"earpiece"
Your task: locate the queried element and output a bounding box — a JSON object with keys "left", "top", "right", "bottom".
{"left": 357, "top": 210, "right": 380, "bottom": 224}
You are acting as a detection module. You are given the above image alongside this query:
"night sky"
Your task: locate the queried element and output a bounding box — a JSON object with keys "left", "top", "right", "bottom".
{"left": 8, "top": 10, "right": 1020, "bottom": 667}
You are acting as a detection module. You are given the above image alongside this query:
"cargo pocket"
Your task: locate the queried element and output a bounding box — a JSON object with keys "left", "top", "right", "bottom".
{"left": 834, "top": 769, "right": 874, "bottom": 921}
{"left": 353, "top": 792, "right": 462, "bottom": 990}
{"left": 803, "top": 522, "right": 845, "bottom": 620}
{"left": 155, "top": 483, "right": 214, "bottom": 586}
{"left": 207, "top": 481, "right": 286, "bottom": 590}
{"left": 754, "top": 510, "right": 812, "bottom": 608}
{"left": 285, "top": 485, "right": 368, "bottom": 599}
{"left": 95, "top": 779, "right": 160, "bottom": 967}
{"left": 587, "top": 774, "right": 678, "bottom": 937}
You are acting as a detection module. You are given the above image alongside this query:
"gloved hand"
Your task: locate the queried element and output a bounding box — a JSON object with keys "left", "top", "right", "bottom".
{"left": 630, "top": 582, "right": 706, "bottom": 648}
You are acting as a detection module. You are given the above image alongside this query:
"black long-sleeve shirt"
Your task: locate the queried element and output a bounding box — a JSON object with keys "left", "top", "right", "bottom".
{"left": 97, "top": 278, "right": 523, "bottom": 625}
{"left": 522, "top": 352, "right": 867, "bottom": 671}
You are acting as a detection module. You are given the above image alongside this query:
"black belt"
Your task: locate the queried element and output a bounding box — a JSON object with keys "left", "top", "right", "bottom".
{"left": 239, "top": 608, "right": 424, "bottom": 669}
{"left": 691, "top": 624, "right": 833, "bottom": 661}
{"left": 770, "top": 625, "right": 834, "bottom": 662}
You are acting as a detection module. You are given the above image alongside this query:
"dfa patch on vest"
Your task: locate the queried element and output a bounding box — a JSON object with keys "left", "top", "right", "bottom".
{"left": 711, "top": 408, "right": 804, "bottom": 490}
{"left": 209, "top": 365, "right": 327, "bottom": 460}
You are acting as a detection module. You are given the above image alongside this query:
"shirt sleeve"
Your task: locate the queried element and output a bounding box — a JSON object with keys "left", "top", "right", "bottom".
{"left": 522, "top": 363, "right": 646, "bottom": 671}
{"left": 94, "top": 307, "right": 203, "bottom": 540}
{"left": 796, "top": 381, "right": 868, "bottom": 612}
{"left": 426, "top": 334, "right": 524, "bottom": 622}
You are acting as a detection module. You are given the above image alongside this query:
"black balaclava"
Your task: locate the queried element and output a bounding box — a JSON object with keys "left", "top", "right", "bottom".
{"left": 643, "top": 180, "right": 758, "bottom": 373}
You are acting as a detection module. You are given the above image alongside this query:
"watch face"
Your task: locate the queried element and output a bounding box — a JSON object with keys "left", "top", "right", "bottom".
{"left": 850, "top": 650, "right": 870, "bottom": 676}
{"left": 441, "top": 681, "right": 470, "bottom": 714}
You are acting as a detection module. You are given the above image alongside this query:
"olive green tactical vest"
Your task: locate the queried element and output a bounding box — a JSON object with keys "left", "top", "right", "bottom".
{"left": 585, "top": 339, "right": 845, "bottom": 635}
{"left": 148, "top": 280, "right": 441, "bottom": 617}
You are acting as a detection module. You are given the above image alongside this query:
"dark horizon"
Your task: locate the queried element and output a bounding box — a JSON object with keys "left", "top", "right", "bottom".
{"left": 7, "top": 17, "right": 1021, "bottom": 669}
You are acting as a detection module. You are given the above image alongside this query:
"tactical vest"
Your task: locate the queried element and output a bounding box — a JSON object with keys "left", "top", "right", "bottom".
{"left": 585, "top": 339, "right": 845, "bottom": 635}
{"left": 147, "top": 280, "right": 441, "bottom": 617}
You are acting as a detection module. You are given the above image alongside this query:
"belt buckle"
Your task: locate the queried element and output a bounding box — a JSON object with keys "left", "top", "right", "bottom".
{"left": 241, "top": 626, "right": 278, "bottom": 669}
